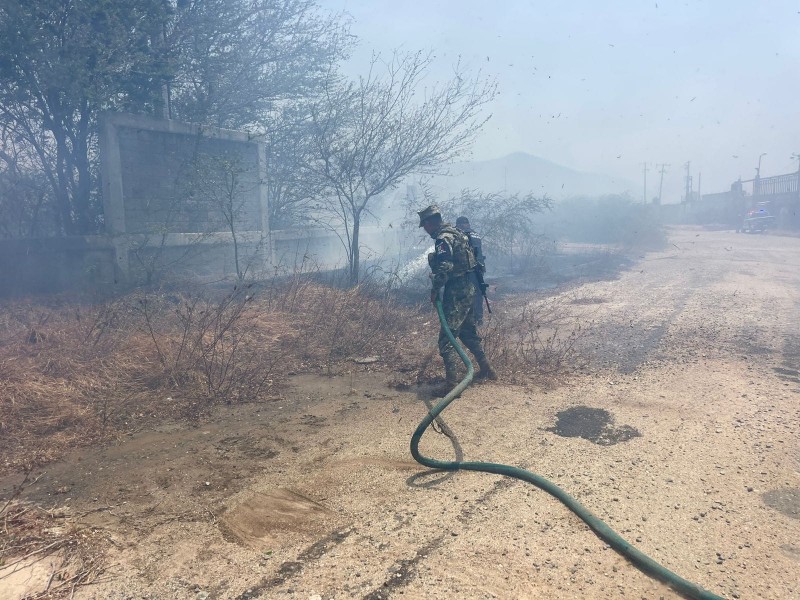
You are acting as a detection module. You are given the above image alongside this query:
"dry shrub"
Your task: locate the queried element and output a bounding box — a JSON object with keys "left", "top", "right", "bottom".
{"left": 391, "top": 290, "right": 593, "bottom": 386}
{"left": 482, "top": 291, "right": 591, "bottom": 381}
{"left": 0, "top": 299, "right": 149, "bottom": 470}
{"left": 0, "top": 278, "right": 591, "bottom": 476}
{"left": 0, "top": 279, "right": 428, "bottom": 475}
{"left": 274, "top": 282, "right": 427, "bottom": 373}
{"left": 129, "top": 286, "right": 285, "bottom": 402}
{"left": 0, "top": 288, "right": 289, "bottom": 474}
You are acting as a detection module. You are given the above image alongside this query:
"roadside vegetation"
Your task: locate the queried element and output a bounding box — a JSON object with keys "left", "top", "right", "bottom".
{"left": 0, "top": 273, "right": 601, "bottom": 477}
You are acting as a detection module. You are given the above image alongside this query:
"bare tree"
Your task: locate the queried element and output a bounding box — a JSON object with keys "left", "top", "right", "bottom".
{"left": 166, "top": 0, "right": 354, "bottom": 129}
{"left": 263, "top": 103, "right": 327, "bottom": 229}
{"left": 436, "top": 189, "right": 552, "bottom": 270}
{"left": 191, "top": 152, "right": 263, "bottom": 280}
{"left": 309, "top": 51, "right": 496, "bottom": 285}
{"left": 0, "top": 130, "right": 54, "bottom": 238}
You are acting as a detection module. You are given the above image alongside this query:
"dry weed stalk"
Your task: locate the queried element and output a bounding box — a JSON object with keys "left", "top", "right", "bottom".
{"left": 482, "top": 290, "right": 591, "bottom": 381}
{"left": 0, "top": 471, "right": 106, "bottom": 599}
{"left": 1, "top": 276, "right": 588, "bottom": 475}
{"left": 130, "top": 285, "right": 282, "bottom": 402}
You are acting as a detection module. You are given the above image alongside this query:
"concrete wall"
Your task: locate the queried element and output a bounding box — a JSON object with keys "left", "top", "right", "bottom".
{"left": 116, "top": 127, "right": 262, "bottom": 235}
{"left": 99, "top": 113, "right": 270, "bottom": 282}
{"left": 0, "top": 236, "right": 118, "bottom": 297}
{"left": 0, "top": 113, "right": 408, "bottom": 296}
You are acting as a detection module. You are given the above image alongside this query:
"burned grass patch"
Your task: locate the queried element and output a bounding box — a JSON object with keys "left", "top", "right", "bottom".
{"left": 547, "top": 406, "right": 641, "bottom": 446}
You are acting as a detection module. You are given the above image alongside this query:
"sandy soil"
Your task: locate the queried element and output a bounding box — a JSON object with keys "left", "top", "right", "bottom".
{"left": 2, "top": 226, "right": 800, "bottom": 600}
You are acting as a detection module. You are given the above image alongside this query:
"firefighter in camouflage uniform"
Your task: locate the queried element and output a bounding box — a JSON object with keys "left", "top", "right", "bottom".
{"left": 417, "top": 205, "right": 497, "bottom": 393}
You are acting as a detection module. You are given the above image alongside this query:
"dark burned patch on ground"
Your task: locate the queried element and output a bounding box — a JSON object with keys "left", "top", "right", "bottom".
{"left": 734, "top": 335, "right": 774, "bottom": 358}
{"left": 762, "top": 488, "right": 800, "bottom": 520}
{"left": 784, "top": 331, "right": 800, "bottom": 360}
{"left": 493, "top": 252, "right": 636, "bottom": 296}
{"left": 547, "top": 406, "right": 641, "bottom": 446}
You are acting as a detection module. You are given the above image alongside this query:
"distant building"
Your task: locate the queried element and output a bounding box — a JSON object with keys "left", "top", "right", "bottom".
{"left": 674, "top": 169, "right": 800, "bottom": 229}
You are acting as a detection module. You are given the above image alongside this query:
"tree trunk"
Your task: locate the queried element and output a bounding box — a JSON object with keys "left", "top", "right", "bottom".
{"left": 73, "top": 104, "right": 93, "bottom": 233}
{"left": 53, "top": 130, "right": 74, "bottom": 236}
{"left": 349, "top": 212, "right": 361, "bottom": 286}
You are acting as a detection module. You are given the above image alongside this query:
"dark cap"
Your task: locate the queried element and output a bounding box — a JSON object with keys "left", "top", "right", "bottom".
{"left": 417, "top": 204, "right": 442, "bottom": 227}
{"left": 455, "top": 216, "right": 470, "bottom": 226}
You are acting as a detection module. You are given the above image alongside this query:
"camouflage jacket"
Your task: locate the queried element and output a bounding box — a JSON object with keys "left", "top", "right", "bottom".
{"left": 427, "top": 224, "right": 477, "bottom": 292}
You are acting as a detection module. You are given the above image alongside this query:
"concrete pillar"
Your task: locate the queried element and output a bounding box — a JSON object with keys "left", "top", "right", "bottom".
{"left": 99, "top": 112, "right": 131, "bottom": 281}
{"left": 257, "top": 141, "right": 273, "bottom": 268}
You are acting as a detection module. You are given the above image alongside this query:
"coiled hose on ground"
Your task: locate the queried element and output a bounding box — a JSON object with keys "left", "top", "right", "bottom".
{"left": 410, "top": 299, "right": 723, "bottom": 600}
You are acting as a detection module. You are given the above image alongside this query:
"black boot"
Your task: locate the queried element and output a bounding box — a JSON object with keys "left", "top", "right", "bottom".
{"left": 475, "top": 356, "right": 497, "bottom": 381}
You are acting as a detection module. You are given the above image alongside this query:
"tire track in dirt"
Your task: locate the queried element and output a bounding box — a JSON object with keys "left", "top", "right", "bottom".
{"left": 235, "top": 476, "right": 516, "bottom": 599}
{"left": 361, "top": 477, "right": 515, "bottom": 599}
{"left": 233, "top": 528, "right": 354, "bottom": 599}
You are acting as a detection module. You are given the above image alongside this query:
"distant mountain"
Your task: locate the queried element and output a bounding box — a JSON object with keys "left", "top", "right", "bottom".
{"left": 427, "top": 152, "right": 636, "bottom": 200}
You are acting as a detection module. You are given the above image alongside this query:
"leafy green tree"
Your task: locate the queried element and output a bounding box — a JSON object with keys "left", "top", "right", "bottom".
{"left": 0, "top": 0, "right": 170, "bottom": 234}
{"left": 0, "top": 0, "right": 351, "bottom": 236}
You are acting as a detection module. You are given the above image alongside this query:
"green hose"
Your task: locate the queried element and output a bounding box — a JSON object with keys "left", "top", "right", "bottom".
{"left": 410, "top": 299, "right": 723, "bottom": 600}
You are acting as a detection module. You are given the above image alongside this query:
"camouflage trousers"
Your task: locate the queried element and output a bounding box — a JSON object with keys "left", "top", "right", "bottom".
{"left": 468, "top": 271, "right": 484, "bottom": 324}
{"left": 438, "top": 275, "right": 487, "bottom": 375}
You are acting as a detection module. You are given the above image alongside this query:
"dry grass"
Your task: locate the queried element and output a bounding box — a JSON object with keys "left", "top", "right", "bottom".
{"left": 0, "top": 500, "right": 107, "bottom": 599}
{"left": 482, "top": 290, "right": 592, "bottom": 381}
{"left": 0, "top": 281, "right": 431, "bottom": 475}
{"left": 387, "top": 290, "right": 593, "bottom": 387}
{"left": 0, "top": 281, "right": 591, "bottom": 474}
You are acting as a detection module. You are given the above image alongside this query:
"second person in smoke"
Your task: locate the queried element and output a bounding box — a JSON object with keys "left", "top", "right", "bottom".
{"left": 455, "top": 216, "right": 486, "bottom": 325}
{"left": 418, "top": 205, "right": 497, "bottom": 394}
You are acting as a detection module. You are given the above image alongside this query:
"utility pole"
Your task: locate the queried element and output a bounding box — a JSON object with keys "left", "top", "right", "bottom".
{"left": 642, "top": 162, "right": 649, "bottom": 204}
{"left": 684, "top": 161, "right": 692, "bottom": 203}
{"left": 656, "top": 163, "right": 669, "bottom": 205}
{"left": 755, "top": 153, "right": 766, "bottom": 197}
{"left": 697, "top": 172, "right": 702, "bottom": 202}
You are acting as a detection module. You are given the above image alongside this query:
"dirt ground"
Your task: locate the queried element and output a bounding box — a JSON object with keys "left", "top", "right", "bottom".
{"left": 3, "top": 226, "right": 800, "bottom": 599}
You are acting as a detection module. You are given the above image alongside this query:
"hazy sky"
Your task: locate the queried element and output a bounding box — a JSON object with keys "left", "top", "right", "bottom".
{"left": 320, "top": 0, "right": 800, "bottom": 202}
